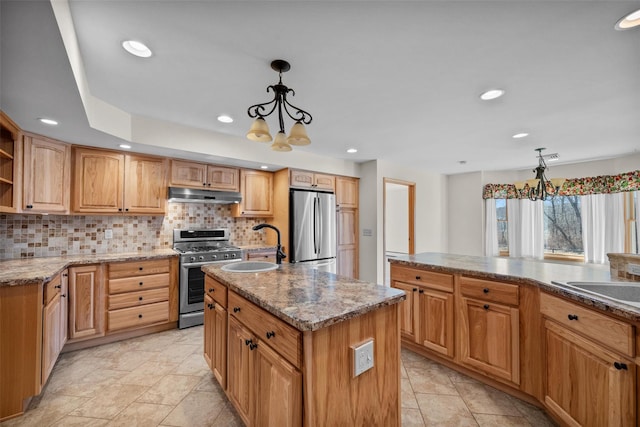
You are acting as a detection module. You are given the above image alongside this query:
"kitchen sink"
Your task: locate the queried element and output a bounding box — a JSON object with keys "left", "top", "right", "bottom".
{"left": 552, "top": 281, "right": 640, "bottom": 308}
{"left": 221, "top": 261, "right": 279, "bottom": 273}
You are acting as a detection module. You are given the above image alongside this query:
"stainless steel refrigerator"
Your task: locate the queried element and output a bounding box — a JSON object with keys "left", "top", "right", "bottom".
{"left": 289, "top": 189, "right": 337, "bottom": 273}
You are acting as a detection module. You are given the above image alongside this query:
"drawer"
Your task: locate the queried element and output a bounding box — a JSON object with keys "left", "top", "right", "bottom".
{"left": 540, "top": 292, "right": 635, "bottom": 357}
{"left": 229, "top": 291, "right": 302, "bottom": 368}
{"left": 109, "top": 273, "right": 169, "bottom": 294}
{"left": 108, "top": 288, "right": 169, "bottom": 310}
{"left": 460, "top": 276, "right": 519, "bottom": 306}
{"left": 108, "top": 301, "right": 169, "bottom": 332}
{"left": 205, "top": 275, "right": 227, "bottom": 308}
{"left": 391, "top": 265, "right": 453, "bottom": 292}
{"left": 44, "top": 274, "right": 62, "bottom": 305}
{"left": 109, "top": 259, "right": 171, "bottom": 279}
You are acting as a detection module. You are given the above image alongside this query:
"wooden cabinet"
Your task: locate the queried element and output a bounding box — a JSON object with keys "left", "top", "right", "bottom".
{"left": 227, "top": 290, "right": 302, "bottom": 427}
{"left": 232, "top": 169, "right": 273, "bottom": 217}
{"left": 391, "top": 265, "right": 454, "bottom": 358}
{"left": 540, "top": 292, "right": 636, "bottom": 426}
{"left": 458, "top": 276, "right": 519, "bottom": 385}
{"left": 72, "top": 147, "right": 167, "bottom": 214}
{"left": 290, "top": 169, "right": 335, "bottom": 192}
{"left": 68, "top": 265, "right": 104, "bottom": 341}
{"left": 107, "top": 259, "right": 171, "bottom": 332}
{"left": 22, "top": 134, "right": 70, "bottom": 213}
{"left": 42, "top": 271, "right": 67, "bottom": 385}
{"left": 170, "top": 160, "right": 239, "bottom": 191}
{"left": 0, "top": 111, "right": 22, "bottom": 213}
{"left": 204, "top": 276, "right": 228, "bottom": 388}
{"left": 336, "top": 176, "right": 359, "bottom": 208}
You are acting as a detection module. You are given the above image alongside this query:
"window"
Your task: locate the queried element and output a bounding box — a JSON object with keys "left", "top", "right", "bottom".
{"left": 626, "top": 191, "right": 638, "bottom": 254}
{"left": 496, "top": 199, "right": 508, "bottom": 254}
{"left": 543, "top": 196, "right": 583, "bottom": 258}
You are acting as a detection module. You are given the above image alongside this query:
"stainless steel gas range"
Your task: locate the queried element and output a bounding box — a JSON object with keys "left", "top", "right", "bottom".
{"left": 173, "top": 228, "right": 242, "bottom": 329}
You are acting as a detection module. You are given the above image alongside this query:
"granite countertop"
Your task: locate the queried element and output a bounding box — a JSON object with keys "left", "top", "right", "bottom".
{"left": 389, "top": 252, "right": 640, "bottom": 322}
{"left": 202, "top": 263, "right": 405, "bottom": 332}
{"left": 0, "top": 249, "right": 178, "bottom": 287}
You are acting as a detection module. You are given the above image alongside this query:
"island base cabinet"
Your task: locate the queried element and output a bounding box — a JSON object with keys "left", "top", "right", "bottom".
{"left": 204, "top": 294, "right": 227, "bottom": 388}
{"left": 418, "top": 288, "right": 454, "bottom": 358}
{"left": 544, "top": 320, "right": 636, "bottom": 427}
{"left": 227, "top": 317, "right": 254, "bottom": 427}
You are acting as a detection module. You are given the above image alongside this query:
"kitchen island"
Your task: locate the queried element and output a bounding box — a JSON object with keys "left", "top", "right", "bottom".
{"left": 202, "top": 263, "right": 405, "bottom": 427}
{"left": 389, "top": 253, "right": 639, "bottom": 427}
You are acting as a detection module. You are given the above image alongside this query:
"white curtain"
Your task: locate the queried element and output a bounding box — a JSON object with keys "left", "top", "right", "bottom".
{"left": 582, "top": 193, "right": 625, "bottom": 263}
{"left": 484, "top": 199, "right": 499, "bottom": 256}
{"left": 636, "top": 191, "right": 640, "bottom": 254}
{"left": 507, "top": 199, "right": 544, "bottom": 259}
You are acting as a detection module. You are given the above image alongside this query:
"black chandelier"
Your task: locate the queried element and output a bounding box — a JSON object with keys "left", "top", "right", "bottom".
{"left": 514, "top": 148, "right": 566, "bottom": 201}
{"left": 246, "top": 59, "right": 312, "bottom": 152}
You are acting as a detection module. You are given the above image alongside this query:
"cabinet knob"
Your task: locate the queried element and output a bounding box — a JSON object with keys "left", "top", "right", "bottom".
{"left": 483, "top": 304, "right": 490, "bottom": 310}
{"left": 483, "top": 288, "right": 489, "bottom": 294}
{"left": 63, "top": 273, "right": 68, "bottom": 277}
{"left": 614, "top": 362, "right": 628, "bottom": 370}
{"left": 203, "top": 183, "right": 207, "bottom": 186}
{"left": 415, "top": 276, "right": 421, "bottom": 280}
{"left": 412, "top": 288, "right": 417, "bottom": 292}
{"left": 139, "top": 267, "right": 143, "bottom": 271}
{"left": 118, "top": 208, "right": 123, "bottom": 212}
{"left": 245, "top": 339, "right": 253, "bottom": 346}
{"left": 138, "top": 314, "right": 143, "bottom": 318}
{"left": 567, "top": 314, "right": 579, "bottom": 321}
{"left": 55, "top": 284, "right": 62, "bottom": 289}
{"left": 419, "top": 289, "right": 424, "bottom": 294}
{"left": 207, "top": 183, "right": 211, "bottom": 187}
{"left": 208, "top": 288, "right": 215, "bottom": 293}
{"left": 61, "top": 294, "right": 66, "bottom": 298}
{"left": 139, "top": 282, "right": 143, "bottom": 286}
{"left": 207, "top": 303, "right": 214, "bottom": 309}
{"left": 26, "top": 205, "right": 33, "bottom": 209}
{"left": 139, "top": 296, "right": 143, "bottom": 301}
{"left": 266, "top": 331, "right": 275, "bottom": 339}
{"left": 125, "top": 208, "right": 129, "bottom": 212}
{"left": 250, "top": 343, "right": 258, "bottom": 350}
{"left": 233, "top": 307, "right": 241, "bottom": 313}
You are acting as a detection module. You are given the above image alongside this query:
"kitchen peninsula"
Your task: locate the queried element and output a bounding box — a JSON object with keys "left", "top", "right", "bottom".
{"left": 201, "top": 263, "right": 405, "bottom": 427}
{"left": 389, "top": 253, "right": 639, "bottom": 427}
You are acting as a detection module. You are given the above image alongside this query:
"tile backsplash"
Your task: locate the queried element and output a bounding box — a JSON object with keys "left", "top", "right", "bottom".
{"left": 0, "top": 203, "right": 267, "bottom": 260}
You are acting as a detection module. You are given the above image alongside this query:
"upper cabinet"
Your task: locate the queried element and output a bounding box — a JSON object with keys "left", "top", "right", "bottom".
{"left": 0, "top": 111, "right": 22, "bottom": 213}
{"left": 170, "top": 160, "right": 239, "bottom": 192}
{"left": 232, "top": 169, "right": 273, "bottom": 217}
{"left": 290, "top": 169, "right": 335, "bottom": 192}
{"left": 23, "top": 133, "right": 71, "bottom": 214}
{"left": 336, "top": 176, "right": 359, "bottom": 208}
{"left": 72, "top": 147, "right": 167, "bottom": 215}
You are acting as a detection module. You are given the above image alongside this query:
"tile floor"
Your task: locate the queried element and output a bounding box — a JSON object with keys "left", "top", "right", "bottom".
{"left": 1, "top": 326, "right": 556, "bottom": 427}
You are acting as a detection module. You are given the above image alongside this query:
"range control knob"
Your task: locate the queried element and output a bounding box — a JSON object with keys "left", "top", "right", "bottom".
{"left": 231, "top": 253, "right": 237, "bottom": 258}
{"left": 224, "top": 253, "right": 229, "bottom": 259}
{"left": 212, "top": 254, "right": 217, "bottom": 260}
{"left": 189, "top": 256, "right": 196, "bottom": 262}
{"left": 198, "top": 255, "right": 205, "bottom": 261}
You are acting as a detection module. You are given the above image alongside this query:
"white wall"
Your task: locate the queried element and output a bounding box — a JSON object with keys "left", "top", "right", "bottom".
{"left": 446, "top": 153, "right": 640, "bottom": 257}
{"left": 385, "top": 184, "right": 409, "bottom": 253}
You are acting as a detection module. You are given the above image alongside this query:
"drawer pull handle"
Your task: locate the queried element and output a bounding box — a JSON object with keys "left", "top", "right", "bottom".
{"left": 415, "top": 276, "right": 421, "bottom": 280}
{"left": 55, "top": 285, "right": 62, "bottom": 289}
{"left": 208, "top": 288, "right": 215, "bottom": 293}
{"left": 139, "top": 282, "right": 143, "bottom": 286}
{"left": 483, "top": 304, "right": 490, "bottom": 310}
{"left": 61, "top": 294, "right": 66, "bottom": 298}
{"left": 138, "top": 296, "right": 143, "bottom": 301}
{"left": 266, "top": 331, "right": 275, "bottom": 339}
{"left": 483, "top": 288, "right": 489, "bottom": 293}
{"left": 614, "top": 362, "right": 628, "bottom": 370}
{"left": 412, "top": 288, "right": 417, "bottom": 292}
{"left": 139, "top": 267, "right": 143, "bottom": 271}
{"left": 233, "top": 307, "right": 241, "bottom": 313}
{"left": 138, "top": 314, "right": 143, "bottom": 318}
{"left": 567, "top": 314, "right": 579, "bottom": 321}
{"left": 245, "top": 339, "right": 253, "bottom": 346}
{"left": 26, "top": 204, "right": 33, "bottom": 209}
{"left": 419, "top": 289, "right": 424, "bottom": 294}
{"left": 207, "top": 303, "right": 214, "bottom": 309}
{"left": 249, "top": 343, "right": 258, "bottom": 350}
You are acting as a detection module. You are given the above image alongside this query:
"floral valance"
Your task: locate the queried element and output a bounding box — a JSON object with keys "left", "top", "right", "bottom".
{"left": 482, "top": 170, "right": 640, "bottom": 199}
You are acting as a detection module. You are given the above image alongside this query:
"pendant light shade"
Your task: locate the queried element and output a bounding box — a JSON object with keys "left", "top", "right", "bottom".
{"left": 271, "top": 132, "right": 292, "bottom": 152}
{"left": 246, "top": 117, "right": 272, "bottom": 142}
{"left": 515, "top": 148, "right": 566, "bottom": 201}
{"left": 286, "top": 122, "right": 311, "bottom": 146}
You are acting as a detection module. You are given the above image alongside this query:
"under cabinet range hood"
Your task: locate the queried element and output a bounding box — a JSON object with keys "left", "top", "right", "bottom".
{"left": 168, "top": 187, "right": 242, "bottom": 204}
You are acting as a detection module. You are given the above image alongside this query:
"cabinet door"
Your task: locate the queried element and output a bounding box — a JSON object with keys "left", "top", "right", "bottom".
{"left": 289, "top": 169, "right": 314, "bottom": 189}
{"left": 337, "top": 208, "right": 358, "bottom": 278}
{"left": 68, "top": 265, "right": 104, "bottom": 340}
{"left": 59, "top": 270, "right": 68, "bottom": 347}
{"left": 233, "top": 170, "right": 273, "bottom": 217}
{"left": 392, "top": 281, "right": 417, "bottom": 341}
{"left": 313, "top": 173, "right": 335, "bottom": 191}
{"left": 336, "top": 176, "right": 359, "bottom": 208}
{"left": 207, "top": 165, "right": 239, "bottom": 191}
{"left": 212, "top": 303, "right": 227, "bottom": 388}
{"left": 23, "top": 134, "right": 70, "bottom": 213}
{"left": 545, "top": 320, "right": 636, "bottom": 427}
{"left": 204, "top": 294, "right": 215, "bottom": 369}
{"left": 72, "top": 148, "right": 124, "bottom": 213}
{"left": 417, "top": 288, "right": 454, "bottom": 358}
{"left": 0, "top": 111, "right": 21, "bottom": 213}
{"left": 42, "top": 292, "right": 61, "bottom": 384}
{"left": 170, "top": 160, "right": 207, "bottom": 187}
{"left": 124, "top": 154, "right": 167, "bottom": 214}
{"left": 227, "top": 316, "right": 254, "bottom": 426}
{"left": 459, "top": 297, "right": 519, "bottom": 384}
{"left": 254, "top": 341, "right": 302, "bottom": 427}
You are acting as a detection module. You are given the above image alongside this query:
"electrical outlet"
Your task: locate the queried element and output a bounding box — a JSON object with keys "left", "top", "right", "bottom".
{"left": 627, "top": 263, "right": 640, "bottom": 276}
{"left": 352, "top": 339, "right": 374, "bottom": 377}
{"left": 105, "top": 229, "right": 113, "bottom": 239}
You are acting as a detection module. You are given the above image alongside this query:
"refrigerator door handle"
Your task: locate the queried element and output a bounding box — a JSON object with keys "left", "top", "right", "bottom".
{"left": 317, "top": 196, "right": 322, "bottom": 255}
{"left": 313, "top": 197, "right": 318, "bottom": 254}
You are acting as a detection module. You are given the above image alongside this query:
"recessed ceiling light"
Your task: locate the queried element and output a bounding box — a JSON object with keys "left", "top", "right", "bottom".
{"left": 512, "top": 132, "right": 529, "bottom": 139}
{"left": 217, "top": 115, "right": 233, "bottom": 123}
{"left": 615, "top": 8, "right": 640, "bottom": 30}
{"left": 38, "top": 118, "right": 58, "bottom": 125}
{"left": 119, "top": 144, "right": 132, "bottom": 149}
{"left": 346, "top": 148, "right": 358, "bottom": 154}
{"left": 479, "top": 89, "right": 505, "bottom": 101}
{"left": 122, "top": 40, "right": 152, "bottom": 58}
{"left": 458, "top": 160, "right": 467, "bottom": 165}
{"left": 260, "top": 165, "right": 269, "bottom": 169}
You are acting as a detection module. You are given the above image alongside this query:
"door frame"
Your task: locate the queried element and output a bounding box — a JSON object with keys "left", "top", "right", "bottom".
{"left": 383, "top": 178, "right": 416, "bottom": 284}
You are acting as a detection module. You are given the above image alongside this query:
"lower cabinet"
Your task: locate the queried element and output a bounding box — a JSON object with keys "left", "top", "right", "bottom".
{"left": 68, "top": 264, "right": 104, "bottom": 341}
{"left": 227, "top": 316, "right": 254, "bottom": 426}
{"left": 42, "top": 270, "right": 68, "bottom": 385}
{"left": 204, "top": 294, "right": 227, "bottom": 388}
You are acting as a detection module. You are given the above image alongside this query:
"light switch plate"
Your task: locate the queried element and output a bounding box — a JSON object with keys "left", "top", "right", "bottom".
{"left": 105, "top": 229, "right": 113, "bottom": 239}
{"left": 352, "top": 339, "right": 374, "bottom": 377}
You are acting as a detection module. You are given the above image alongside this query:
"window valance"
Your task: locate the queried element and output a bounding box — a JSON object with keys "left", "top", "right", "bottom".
{"left": 482, "top": 170, "right": 640, "bottom": 200}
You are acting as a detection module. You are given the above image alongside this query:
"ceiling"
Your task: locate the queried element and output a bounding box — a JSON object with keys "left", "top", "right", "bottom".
{"left": 1, "top": 1, "right": 639, "bottom": 175}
